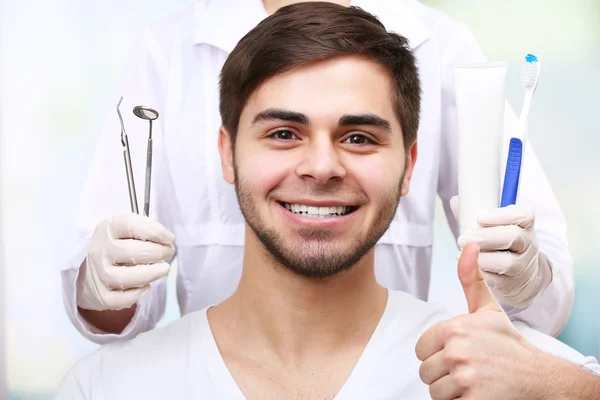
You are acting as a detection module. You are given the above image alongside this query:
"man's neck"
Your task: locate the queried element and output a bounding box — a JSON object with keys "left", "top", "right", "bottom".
{"left": 262, "top": 0, "right": 352, "bottom": 16}
{"left": 209, "top": 228, "right": 387, "bottom": 366}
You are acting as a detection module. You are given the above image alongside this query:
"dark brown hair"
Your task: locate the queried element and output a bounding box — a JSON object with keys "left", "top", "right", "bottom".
{"left": 219, "top": 2, "right": 421, "bottom": 150}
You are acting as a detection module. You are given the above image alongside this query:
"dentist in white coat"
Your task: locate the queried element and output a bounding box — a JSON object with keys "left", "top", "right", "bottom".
{"left": 62, "top": 0, "right": 574, "bottom": 343}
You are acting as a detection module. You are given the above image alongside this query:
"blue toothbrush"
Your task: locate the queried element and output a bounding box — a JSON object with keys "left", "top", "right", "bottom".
{"left": 500, "top": 54, "right": 541, "bottom": 207}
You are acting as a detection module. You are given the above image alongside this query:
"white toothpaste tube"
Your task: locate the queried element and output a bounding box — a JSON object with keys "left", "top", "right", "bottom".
{"left": 453, "top": 62, "right": 507, "bottom": 235}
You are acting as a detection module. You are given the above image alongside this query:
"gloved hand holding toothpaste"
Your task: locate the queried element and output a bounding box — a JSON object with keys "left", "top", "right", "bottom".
{"left": 450, "top": 196, "right": 553, "bottom": 309}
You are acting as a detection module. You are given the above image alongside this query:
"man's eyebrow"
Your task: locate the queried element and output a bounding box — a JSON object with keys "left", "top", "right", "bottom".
{"left": 251, "top": 108, "right": 310, "bottom": 126}
{"left": 338, "top": 114, "right": 392, "bottom": 132}
{"left": 250, "top": 109, "right": 392, "bottom": 132}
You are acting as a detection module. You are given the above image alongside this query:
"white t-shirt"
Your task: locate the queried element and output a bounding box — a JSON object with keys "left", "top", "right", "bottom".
{"left": 55, "top": 290, "right": 599, "bottom": 399}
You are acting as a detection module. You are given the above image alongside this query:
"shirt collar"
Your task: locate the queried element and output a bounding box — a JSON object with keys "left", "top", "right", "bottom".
{"left": 193, "top": 0, "right": 269, "bottom": 53}
{"left": 193, "top": 0, "right": 431, "bottom": 53}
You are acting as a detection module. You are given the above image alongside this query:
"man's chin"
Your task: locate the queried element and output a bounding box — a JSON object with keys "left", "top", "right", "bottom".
{"left": 249, "top": 221, "right": 374, "bottom": 278}
{"left": 272, "top": 246, "right": 367, "bottom": 279}
{"left": 279, "top": 260, "right": 357, "bottom": 279}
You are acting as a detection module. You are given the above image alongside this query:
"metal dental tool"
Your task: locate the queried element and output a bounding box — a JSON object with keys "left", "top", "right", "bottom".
{"left": 132, "top": 105, "right": 159, "bottom": 217}
{"left": 117, "top": 96, "right": 139, "bottom": 214}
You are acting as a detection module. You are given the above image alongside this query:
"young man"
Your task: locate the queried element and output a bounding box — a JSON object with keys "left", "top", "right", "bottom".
{"left": 65, "top": 0, "right": 574, "bottom": 344}
{"left": 57, "top": 4, "right": 598, "bottom": 399}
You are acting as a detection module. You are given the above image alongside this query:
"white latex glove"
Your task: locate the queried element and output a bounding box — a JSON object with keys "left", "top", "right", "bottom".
{"left": 76, "top": 214, "right": 176, "bottom": 311}
{"left": 450, "top": 196, "right": 552, "bottom": 309}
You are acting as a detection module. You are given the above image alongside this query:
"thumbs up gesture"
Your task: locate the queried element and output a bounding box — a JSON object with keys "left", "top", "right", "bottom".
{"left": 415, "top": 243, "right": 544, "bottom": 400}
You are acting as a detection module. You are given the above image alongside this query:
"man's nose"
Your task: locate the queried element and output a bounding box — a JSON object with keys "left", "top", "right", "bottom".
{"left": 295, "top": 135, "right": 347, "bottom": 184}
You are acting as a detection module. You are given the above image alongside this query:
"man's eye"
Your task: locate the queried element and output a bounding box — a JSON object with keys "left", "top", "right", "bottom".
{"left": 344, "top": 134, "right": 374, "bottom": 145}
{"left": 270, "top": 130, "right": 297, "bottom": 140}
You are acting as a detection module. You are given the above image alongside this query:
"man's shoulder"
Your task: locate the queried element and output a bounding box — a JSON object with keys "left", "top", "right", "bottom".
{"left": 57, "top": 309, "right": 212, "bottom": 398}
{"left": 348, "top": 289, "right": 455, "bottom": 398}
{"left": 514, "top": 322, "right": 600, "bottom": 375}
{"left": 102, "top": 308, "right": 206, "bottom": 359}
{"left": 386, "top": 289, "right": 455, "bottom": 335}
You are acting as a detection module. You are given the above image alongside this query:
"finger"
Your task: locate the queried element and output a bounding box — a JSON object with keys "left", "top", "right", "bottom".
{"left": 455, "top": 250, "right": 522, "bottom": 294}
{"left": 449, "top": 196, "right": 460, "bottom": 220}
{"left": 477, "top": 248, "right": 538, "bottom": 277}
{"left": 476, "top": 204, "right": 534, "bottom": 229}
{"left": 458, "top": 243, "right": 503, "bottom": 313}
{"left": 99, "top": 285, "right": 151, "bottom": 311}
{"left": 457, "top": 225, "right": 532, "bottom": 253}
{"left": 415, "top": 321, "right": 447, "bottom": 362}
{"left": 459, "top": 247, "right": 533, "bottom": 276}
{"left": 419, "top": 350, "right": 449, "bottom": 385}
{"left": 429, "top": 367, "right": 473, "bottom": 400}
{"left": 109, "top": 214, "right": 176, "bottom": 244}
{"left": 477, "top": 250, "right": 515, "bottom": 275}
{"left": 99, "top": 262, "right": 171, "bottom": 290}
{"left": 482, "top": 268, "right": 540, "bottom": 307}
{"left": 108, "top": 240, "right": 175, "bottom": 265}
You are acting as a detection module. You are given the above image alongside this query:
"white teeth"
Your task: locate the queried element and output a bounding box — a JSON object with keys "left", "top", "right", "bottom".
{"left": 284, "top": 203, "right": 350, "bottom": 217}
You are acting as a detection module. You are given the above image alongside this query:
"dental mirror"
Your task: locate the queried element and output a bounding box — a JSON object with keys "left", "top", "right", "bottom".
{"left": 133, "top": 106, "right": 159, "bottom": 121}
{"left": 133, "top": 105, "right": 159, "bottom": 217}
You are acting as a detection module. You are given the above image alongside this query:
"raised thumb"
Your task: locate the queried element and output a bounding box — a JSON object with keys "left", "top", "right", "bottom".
{"left": 458, "top": 243, "right": 503, "bottom": 314}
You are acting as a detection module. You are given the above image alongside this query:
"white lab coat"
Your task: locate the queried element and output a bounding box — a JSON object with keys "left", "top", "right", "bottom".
{"left": 61, "top": 0, "right": 574, "bottom": 342}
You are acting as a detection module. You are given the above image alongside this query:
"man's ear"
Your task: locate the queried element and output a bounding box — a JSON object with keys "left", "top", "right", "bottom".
{"left": 218, "top": 126, "right": 235, "bottom": 184}
{"left": 400, "top": 141, "right": 418, "bottom": 196}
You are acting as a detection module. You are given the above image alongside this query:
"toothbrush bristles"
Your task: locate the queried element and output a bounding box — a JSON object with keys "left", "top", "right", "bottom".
{"left": 520, "top": 54, "right": 540, "bottom": 89}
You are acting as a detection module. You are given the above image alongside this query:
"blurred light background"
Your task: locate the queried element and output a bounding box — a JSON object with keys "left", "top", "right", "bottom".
{"left": 0, "top": 0, "right": 598, "bottom": 398}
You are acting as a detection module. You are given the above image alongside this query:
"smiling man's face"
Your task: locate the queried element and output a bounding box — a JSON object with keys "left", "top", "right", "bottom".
{"left": 218, "top": 55, "right": 418, "bottom": 278}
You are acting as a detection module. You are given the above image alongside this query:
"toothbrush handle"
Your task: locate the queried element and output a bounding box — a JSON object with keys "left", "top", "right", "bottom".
{"left": 500, "top": 138, "right": 523, "bottom": 207}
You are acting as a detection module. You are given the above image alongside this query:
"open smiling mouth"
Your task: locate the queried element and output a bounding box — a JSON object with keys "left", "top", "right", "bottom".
{"left": 278, "top": 202, "right": 359, "bottom": 218}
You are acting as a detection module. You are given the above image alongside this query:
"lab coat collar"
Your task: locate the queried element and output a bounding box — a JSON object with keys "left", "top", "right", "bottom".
{"left": 350, "top": 0, "right": 432, "bottom": 50}
{"left": 193, "top": 0, "right": 432, "bottom": 53}
{"left": 193, "top": 0, "right": 268, "bottom": 53}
